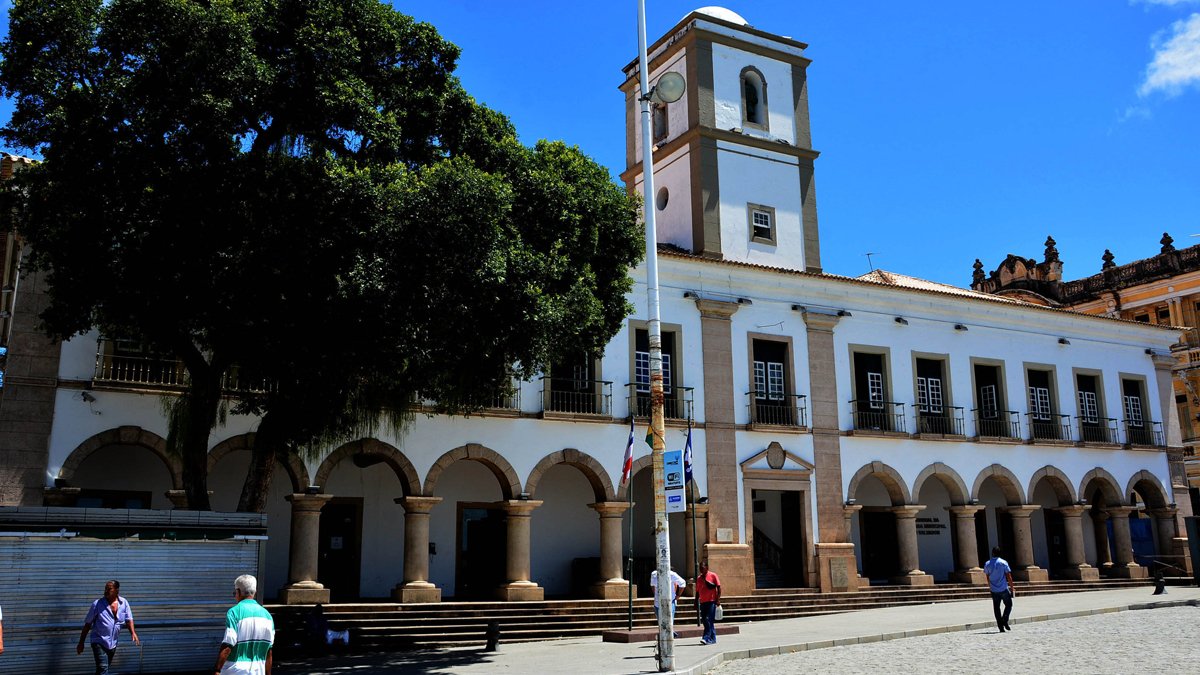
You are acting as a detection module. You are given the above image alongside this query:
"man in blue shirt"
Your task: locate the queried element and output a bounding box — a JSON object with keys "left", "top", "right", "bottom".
{"left": 77, "top": 580, "right": 140, "bottom": 674}
{"left": 983, "top": 547, "right": 1016, "bottom": 632}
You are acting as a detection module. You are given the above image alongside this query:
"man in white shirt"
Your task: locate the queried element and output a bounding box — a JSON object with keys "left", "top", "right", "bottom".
{"left": 649, "top": 567, "right": 687, "bottom": 628}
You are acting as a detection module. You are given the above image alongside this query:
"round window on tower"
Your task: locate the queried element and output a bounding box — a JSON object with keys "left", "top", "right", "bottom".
{"left": 656, "top": 187, "right": 669, "bottom": 211}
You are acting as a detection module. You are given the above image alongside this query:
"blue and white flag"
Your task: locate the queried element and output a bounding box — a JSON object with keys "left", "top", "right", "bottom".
{"left": 683, "top": 425, "right": 693, "bottom": 485}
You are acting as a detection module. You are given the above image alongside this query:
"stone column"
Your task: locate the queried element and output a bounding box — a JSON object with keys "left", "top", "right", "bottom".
{"left": 1148, "top": 507, "right": 1178, "bottom": 555}
{"left": 890, "top": 506, "right": 934, "bottom": 586}
{"left": 164, "top": 489, "right": 211, "bottom": 509}
{"left": 497, "top": 499, "right": 544, "bottom": 601}
{"left": 1000, "top": 505, "right": 1049, "bottom": 582}
{"left": 590, "top": 501, "right": 633, "bottom": 599}
{"left": 392, "top": 496, "right": 442, "bottom": 603}
{"left": 837, "top": 504, "right": 864, "bottom": 590}
{"left": 1052, "top": 505, "right": 1099, "bottom": 581}
{"left": 1103, "top": 506, "right": 1148, "bottom": 578}
{"left": 948, "top": 505, "right": 987, "bottom": 584}
{"left": 683, "top": 502, "right": 710, "bottom": 596}
{"left": 279, "top": 493, "right": 333, "bottom": 604}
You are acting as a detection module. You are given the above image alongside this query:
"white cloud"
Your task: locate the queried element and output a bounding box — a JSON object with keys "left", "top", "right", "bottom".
{"left": 1138, "top": 13, "right": 1200, "bottom": 97}
{"left": 1131, "top": 0, "right": 1200, "bottom": 6}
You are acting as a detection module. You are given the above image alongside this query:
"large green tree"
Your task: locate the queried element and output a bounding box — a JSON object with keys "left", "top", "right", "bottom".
{"left": 0, "top": 0, "right": 641, "bottom": 510}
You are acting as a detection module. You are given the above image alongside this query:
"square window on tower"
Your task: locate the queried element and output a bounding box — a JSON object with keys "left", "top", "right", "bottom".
{"left": 748, "top": 204, "right": 776, "bottom": 244}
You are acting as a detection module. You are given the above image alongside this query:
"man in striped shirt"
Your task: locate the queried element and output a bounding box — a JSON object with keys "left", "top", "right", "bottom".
{"left": 214, "top": 575, "right": 274, "bottom": 675}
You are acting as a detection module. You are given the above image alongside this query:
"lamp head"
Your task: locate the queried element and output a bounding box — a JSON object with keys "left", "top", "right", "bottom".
{"left": 649, "top": 71, "right": 686, "bottom": 104}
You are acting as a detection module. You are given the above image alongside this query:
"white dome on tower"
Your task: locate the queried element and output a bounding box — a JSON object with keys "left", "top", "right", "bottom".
{"left": 688, "top": 6, "right": 749, "bottom": 26}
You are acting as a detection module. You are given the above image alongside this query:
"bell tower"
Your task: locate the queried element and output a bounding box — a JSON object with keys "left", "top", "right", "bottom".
{"left": 619, "top": 7, "right": 823, "bottom": 272}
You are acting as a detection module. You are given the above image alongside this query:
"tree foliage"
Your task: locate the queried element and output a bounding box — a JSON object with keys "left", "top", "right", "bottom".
{"left": 0, "top": 0, "right": 642, "bottom": 510}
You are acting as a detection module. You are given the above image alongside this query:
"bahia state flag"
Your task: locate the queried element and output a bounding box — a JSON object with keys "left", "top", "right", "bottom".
{"left": 620, "top": 417, "right": 635, "bottom": 486}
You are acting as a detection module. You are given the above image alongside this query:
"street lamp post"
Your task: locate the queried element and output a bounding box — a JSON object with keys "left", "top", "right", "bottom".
{"left": 635, "top": 1, "right": 685, "bottom": 670}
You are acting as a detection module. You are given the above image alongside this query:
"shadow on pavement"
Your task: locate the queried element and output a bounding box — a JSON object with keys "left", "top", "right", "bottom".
{"left": 275, "top": 647, "right": 499, "bottom": 674}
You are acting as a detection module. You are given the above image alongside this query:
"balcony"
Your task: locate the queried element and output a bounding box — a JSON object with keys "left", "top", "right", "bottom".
{"left": 1124, "top": 420, "right": 1165, "bottom": 447}
{"left": 914, "top": 406, "right": 966, "bottom": 438}
{"left": 627, "top": 385, "right": 694, "bottom": 422}
{"left": 1027, "top": 413, "right": 1072, "bottom": 444}
{"left": 745, "top": 392, "right": 807, "bottom": 429}
{"left": 1077, "top": 417, "right": 1120, "bottom": 446}
{"left": 973, "top": 410, "right": 1021, "bottom": 440}
{"left": 93, "top": 342, "right": 273, "bottom": 394}
{"left": 540, "top": 377, "right": 612, "bottom": 418}
{"left": 850, "top": 400, "right": 906, "bottom": 435}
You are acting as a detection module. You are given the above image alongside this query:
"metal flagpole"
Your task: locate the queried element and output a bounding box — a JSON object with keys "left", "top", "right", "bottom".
{"left": 637, "top": 0, "right": 674, "bottom": 668}
{"left": 627, "top": 469, "right": 634, "bottom": 631}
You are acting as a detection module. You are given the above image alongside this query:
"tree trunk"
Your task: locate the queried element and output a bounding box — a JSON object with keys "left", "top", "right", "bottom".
{"left": 180, "top": 371, "right": 223, "bottom": 511}
{"left": 237, "top": 412, "right": 280, "bottom": 513}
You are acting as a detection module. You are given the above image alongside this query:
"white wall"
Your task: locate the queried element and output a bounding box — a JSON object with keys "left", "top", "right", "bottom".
{"left": 715, "top": 142, "right": 805, "bottom": 269}
{"left": 529, "top": 464, "right": 601, "bottom": 596}
{"left": 208, "top": 451, "right": 293, "bottom": 600}
{"left": 325, "top": 460, "right": 407, "bottom": 599}
{"left": 711, "top": 43, "right": 796, "bottom": 144}
{"left": 915, "top": 480, "right": 955, "bottom": 580}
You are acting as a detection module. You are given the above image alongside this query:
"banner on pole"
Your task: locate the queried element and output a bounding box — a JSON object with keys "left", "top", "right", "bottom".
{"left": 664, "top": 450, "right": 686, "bottom": 513}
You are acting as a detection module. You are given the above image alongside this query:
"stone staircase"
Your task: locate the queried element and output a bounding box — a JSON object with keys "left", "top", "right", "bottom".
{"left": 270, "top": 578, "right": 1152, "bottom": 652}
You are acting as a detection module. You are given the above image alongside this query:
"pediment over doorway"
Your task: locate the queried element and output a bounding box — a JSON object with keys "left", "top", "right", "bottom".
{"left": 740, "top": 441, "right": 813, "bottom": 478}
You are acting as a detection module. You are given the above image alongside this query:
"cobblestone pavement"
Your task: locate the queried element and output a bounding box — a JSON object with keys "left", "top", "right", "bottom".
{"left": 711, "top": 605, "right": 1200, "bottom": 675}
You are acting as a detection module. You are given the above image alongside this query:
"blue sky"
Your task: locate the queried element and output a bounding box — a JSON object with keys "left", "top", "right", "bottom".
{"left": 2, "top": 1, "right": 1197, "bottom": 286}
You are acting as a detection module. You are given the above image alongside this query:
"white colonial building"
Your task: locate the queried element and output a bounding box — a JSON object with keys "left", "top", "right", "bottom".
{"left": 0, "top": 7, "right": 1191, "bottom": 604}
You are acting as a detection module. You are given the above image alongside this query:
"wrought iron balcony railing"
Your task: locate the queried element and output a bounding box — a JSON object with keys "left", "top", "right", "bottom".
{"left": 1077, "top": 417, "right": 1120, "bottom": 445}
{"left": 916, "top": 406, "right": 965, "bottom": 436}
{"left": 745, "top": 392, "right": 807, "bottom": 427}
{"left": 93, "top": 342, "right": 273, "bottom": 394}
{"left": 850, "top": 400, "right": 906, "bottom": 433}
{"left": 973, "top": 409, "right": 1021, "bottom": 439}
{"left": 626, "top": 385, "right": 694, "bottom": 421}
{"left": 1027, "top": 413, "right": 1072, "bottom": 442}
{"left": 1124, "top": 420, "right": 1164, "bottom": 447}
{"left": 540, "top": 377, "right": 612, "bottom": 416}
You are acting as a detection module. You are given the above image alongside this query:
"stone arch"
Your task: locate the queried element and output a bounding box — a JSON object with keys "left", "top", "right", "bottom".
{"left": 208, "top": 433, "right": 310, "bottom": 493}
{"left": 970, "top": 464, "right": 1026, "bottom": 505}
{"left": 846, "top": 461, "right": 911, "bottom": 505}
{"left": 911, "top": 463, "right": 969, "bottom": 505}
{"left": 616, "top": 454, "right": 655, "bottom": 501}
{"left": 58, "top": 426, "right": 182, "bottom": 490}
{"left": 525, "top": 449, "right": 615, "bottom": 503}
{"left": 423, "top": 443, "right": 521, "bottom": 501}
{"left": 315, "top": 438, "right": 421, "bottom": 497}
{"left": 1027, "top": 465, "right": 1078, "bottom": 505}
{"left": 1079, "top": 467, "right": 1123, "bottom": 507}
{"left": 1125, "top": 470, "right": 1170, "bottom": 509}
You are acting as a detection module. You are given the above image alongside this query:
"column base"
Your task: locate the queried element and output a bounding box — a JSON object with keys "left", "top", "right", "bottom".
{"left": 1057, "top": 565, "right": 1100, "bottom": 581}
{"left": 590, "top": 580, "right": 635, "bottom": 600}
{"left": 1012, "top": 566, "right": 1049, "bottom": 583}
{"left": 814, "top": 542, "right": 860, "bottom": 593}
{"left": 278, "top": 582, "right": 330, "bottom": 605}
{"left": 392, "top": 583, "right": 442, "bottom": 603}
{"left": 949, "top": 569, "right": 988, "bottom": 585}
{"left": 1108, "top": 564, "right": 1149, "bottom": 579}
{"left": 1172, "top": 537, "right": 1193, "bottom": 575}
{"left": 889, "top": 571, "right": 935, "bottom": 586}
{"left": 496, "top": 582, "right": 544, "bottom": 601}
{"left": 703, "top": 543, "right": 755, "bottom": 596}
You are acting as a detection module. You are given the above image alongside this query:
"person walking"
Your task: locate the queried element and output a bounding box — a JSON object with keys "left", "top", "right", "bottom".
{"left": 984, "top": 546, "right": 1016, "bottom": 632}
{"left": 214, "top": 574, "right": 274, "bottom": 675}
{"left": 1, "top": 603, "right": 5, "bottom": 655}
{"left": 696, "top": 560, "right": 721, "bottom": 645}
{"left": 77, "top": 580, "right": 140, "bottom": 675}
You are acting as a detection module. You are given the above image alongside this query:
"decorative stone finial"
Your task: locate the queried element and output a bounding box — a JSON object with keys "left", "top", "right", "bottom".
{"left": 1044, "top": 236, "right": 1059, "bottom": 263}
{"left": 1161, "top": 232, "right": 1175, "bottom": 254}
{"left": 972, "top": 259, "right": 984, "bottom": 285}
{"left": 1101, "top": 249, "right": 1116, "bottom": 270}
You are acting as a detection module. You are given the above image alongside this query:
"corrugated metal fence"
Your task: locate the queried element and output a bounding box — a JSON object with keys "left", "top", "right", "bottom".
{"left": 0, "top": 507, "right": 267, "bottom": 675}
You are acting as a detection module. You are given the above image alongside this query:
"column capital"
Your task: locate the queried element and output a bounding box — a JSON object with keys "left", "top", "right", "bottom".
{"left": 800, "top": 309, "right": 841, "bottom": 332}
{"left": 890, "top": 505, "right": 926, "bottom": 518}
{"left": 999, "top": 504, "right": 1041, "bottom": 518}
{"left": 1102, "top": 505, "right": 1138, "bottom": 517}
{"left": 843, "top": 504, "right": 864, "bottom": 517}
{"left": 589, "top": 501, "right": 631, "bottom": 517}
{"left": 1147, "top": 507, "right": 1178, "bottom": 519}
{"left": 687, "top": 502, "right": 711, "bottom": 517}
{"left": 1052, "top": 504, "right": 1089, "bottom": 517}
{"left": 285, "top": 493, "right": 334, "bottom": 512}
{"left": 695, "top": 298, "right": 740, "bottom": 319}
{"left": 948, "top": 505, "right": 986, "bottom": 517}
{"left": 501, "top": 499, "right": 544, "bottom": 516}
{"left": 395, "top": 495, "right": 443, "bottom": 514}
